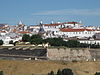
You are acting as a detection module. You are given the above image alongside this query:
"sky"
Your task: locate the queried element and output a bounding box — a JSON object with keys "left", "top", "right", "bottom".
{"left": 0, "top": 0, "right": 100, "bottom": 26}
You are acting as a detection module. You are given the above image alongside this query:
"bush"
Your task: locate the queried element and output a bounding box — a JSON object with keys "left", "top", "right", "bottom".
{"left": 9, "top": 40, "right": 13, "bottom": 44}
{"left": 57, "top": 69, "right": 62, "bottom": 75}
{"left": 0, "top": 71, "right": 3, "bottom": 75}
{"left": 22, "top": 34, "right": 31, "bottom": 42}
{"left": 0, "top": 40, "right": 3, "bottom": 45}
{"left": 48, "top": 68, "right": 73, "bottom": 75}
{"left": 62, "top": 68, "right": 73, "bottom": 75}
{"left": 48, "top": 71, "right": 54, "bottom": 75}
{"left": 95, "top": 72, "right": 100, "bottom": 75}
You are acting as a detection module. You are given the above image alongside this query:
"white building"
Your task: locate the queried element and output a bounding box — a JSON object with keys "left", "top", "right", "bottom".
{"left": 56, "top": 28, "right": 96, "bottom": 38}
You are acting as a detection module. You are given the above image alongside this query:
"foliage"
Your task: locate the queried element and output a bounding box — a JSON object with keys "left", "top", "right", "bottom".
{"left": 31, "top": 34, "right": 42, "bottom": 39}
{"left": 94, "top": 72, "right": 100, "bottom": 75}
{"left": 44, "top": 38, "right": 66, "bottom": 46}
{"left": 22, "top": 34, "right": 100, "bottom": 48}
{"left": 0, "top": 40, "right": 3, "bottom": 45}
{"left": 30, "top": 38, "right": 43, "bottom": 45}
{"left": 48, "top": 71, "right": 54, "bottom": 75}
{"left": 0, "top": 71, "right": 3, "bottom": 75}
{"left": 48, "top": 68, "right": 73, "bottom": 75}
{"left": 30, "top": 34, "right": 43, "bottom": 45}
{"left": 62, "top": 68, "right": 73, "bottom": 75}
{"left": 57, "top": 69, "right": 62, "bottom": 75}
{"left": 22, "top": 34, "right": 31, "bottom": 42}
{"left": 9, "top": 40, "right": 13, "bottom": 44}
{"left": 66, "top": 40, "right": 80, "bottom": 48}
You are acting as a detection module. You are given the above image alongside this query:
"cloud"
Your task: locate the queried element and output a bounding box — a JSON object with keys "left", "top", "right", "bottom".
{"left": 32, "top": 9, "right": 100, "bottom": 16}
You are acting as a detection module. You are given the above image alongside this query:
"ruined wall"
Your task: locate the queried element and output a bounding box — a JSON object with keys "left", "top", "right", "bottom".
{"left": 89, "top": 49, "right": 100, "bottom": 61}
{"left": 47, "top": 48, "right": 92, "bottom": 61}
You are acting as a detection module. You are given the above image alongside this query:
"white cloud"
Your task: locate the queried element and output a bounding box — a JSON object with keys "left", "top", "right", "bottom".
{"left": 32, "top": 9, "right": 100, "bottom": 16}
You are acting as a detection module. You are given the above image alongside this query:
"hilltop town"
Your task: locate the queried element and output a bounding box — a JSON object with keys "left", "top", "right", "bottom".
{"left": 0, "top": 21, "right": 100, "bottom": 46}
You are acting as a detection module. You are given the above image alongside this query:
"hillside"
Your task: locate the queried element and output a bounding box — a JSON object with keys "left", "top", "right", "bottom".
{"left": 0, "top": 60, "right": 100, "bottom": 75}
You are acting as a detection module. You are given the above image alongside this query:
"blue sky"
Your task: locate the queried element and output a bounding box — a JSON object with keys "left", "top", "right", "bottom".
{"left": 0, "top": 0, "right": 100, "bottom": 26}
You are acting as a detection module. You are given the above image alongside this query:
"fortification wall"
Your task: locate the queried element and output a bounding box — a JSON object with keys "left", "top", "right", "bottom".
{"left": 47, "top": 48, "right": 92, "bottom": 61}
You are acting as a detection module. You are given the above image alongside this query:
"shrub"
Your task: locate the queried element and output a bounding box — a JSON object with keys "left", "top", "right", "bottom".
{"left": 95, "top": 72, "right": 100, "bottom": 75}
{"left": 0, "top": 40, "right": 3, "bottom": 45}
{"left": 0, "top": 71, "right": 3, "bottom": 75}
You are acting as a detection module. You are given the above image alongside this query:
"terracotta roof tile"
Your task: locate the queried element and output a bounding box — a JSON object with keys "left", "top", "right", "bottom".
{"left": 96, "top": 33, "right": 100, "bottom": 35}
{"left": 0, "top": 31, "right": 6, "bottom": 33}
{"left": 60, "top": 28, "right": 94, "bottom": 32}
{"left": 44, "top": 23, "right": 63, "bottom": 26}
{"left": 17, "top": 31, "right": 31, "bottom": 34}
{"left": 67, "top": 22, "right": 79, "bottom": 24}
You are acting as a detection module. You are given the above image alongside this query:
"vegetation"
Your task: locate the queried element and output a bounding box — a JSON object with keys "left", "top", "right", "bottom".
{"left": 30, "top": 34, "right": 43, "bottom": 45}
{"left": 48, "top": 68, "right": 73, "bottom": 75}
{"left": 0, "top": 71, "right": 3, "bottom": 75}
{"left": 95, "top": 72, "right": 100, "bottom": 75}
{"left": 22, "top": 34, "right": 100, "bottom": 48}
{"left": 9, "top": 40, "right": 13, "bottom": 44}
{"left": 0, "top": 40, "right": 3, "bottom": 45}
{"left": 44, "top": 38, "right": 66, "bottom": 46}
{"left": 22, "top": 34, "right": 31, "bottom": 42}
{"left": 0, "top": 60, "right": 99, "bottom": 75}
{"left": 48, "top": 71, "right": 54, "bottom": 75}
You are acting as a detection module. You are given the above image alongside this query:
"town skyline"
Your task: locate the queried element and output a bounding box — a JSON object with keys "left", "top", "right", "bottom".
{"left": 0, "top": 0, "right": 100, "bottom": 26}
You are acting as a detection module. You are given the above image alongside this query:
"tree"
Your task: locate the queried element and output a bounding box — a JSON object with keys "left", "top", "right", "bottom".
{"left": 9, "top": 40, "right": 13, "bottom": 44}
{"left": 48, "top": 71, "right": 54, "bottom": 75}
{"left": 22, "top": 34, "right": 31, "bottom": 42}
{"left": 31, "top": 34, "right": 42, "bottom": 39}
{"left": 57, "top": 69, "right": 62, "bottom": 75}
{"left": 62, "top": 68, "right": 73, "bottom": 75}
{"left": 0, "top": 71, "right": 3, "bottom": 75}
{"left": 30, "top": 38, "right": 43, "bottom": 45}
{"left": 66, "top": 40, "right": 80, "bottom": 48}
{"left": 0, "top": 40, "right": 3, "bottom": 45}
{"left": 30, "top": 34, "right": 43, "bottom": 45}
{"left": 94, "top": 72, "right": 100, "bottom": 75}
{"left": 44, "top": 38, "right": 66, "bottom": 46}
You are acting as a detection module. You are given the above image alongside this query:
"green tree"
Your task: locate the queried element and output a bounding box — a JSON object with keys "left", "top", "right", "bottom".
{"left": 44, "top": 38, "right": 66, "bottom": 46}
{"left": 48, "top": 71, "right": 54, "bottom": 75}
{"left": 30, "top": 34, "right": 43, "bottom": 45}
{"left": 95, "top": 72, "right": 100, "bottom": 75}
{"left": 0, "top": 71, "right": 3, "bottom": 75}
{"left": 22, "top": 34, "right": 31, "bottom": 42}
{"left": 57, "top": 69, "right": 62, "bottom": 75}
{"left": 0, "top": 40, "right": 3, "bottom": 45}
{"left": 62, "top": 68, "right": 73, "bottom": 75}
{"left": 30, "top": 38, "right": 43, "bottom": 45}
{"left": 9, "top": 40, "right": 13, "bottom": 44}
{"left": 66, "top": 40, "right": 80, "bottom": 48}
{"left": 31, "top": 34, "right": 42, "bottom": 39}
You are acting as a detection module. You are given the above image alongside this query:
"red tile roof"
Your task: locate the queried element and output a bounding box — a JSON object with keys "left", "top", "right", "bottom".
{"left": 17, "top": 31, "right": 31, "bottom": 34}
{"left": 96, "top": 33, "right": 100, "bottom": 35}
{"left": 0, "top": 31, "right": 6, "bottom": 33}
{"left": 43, "top": 22, "right": 80, "bottom": 26}
{"left": 44, "top": 23, "right": 63, "bottom": 26}
{"left": 67, "top": 22, "right": 79, "bottom": 24}
{"left": 60, "top": 28, "right": 94, "bottom": 32}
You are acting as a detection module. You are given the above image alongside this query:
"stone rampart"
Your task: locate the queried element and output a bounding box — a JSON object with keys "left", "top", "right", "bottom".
{"left": 47, "top": 48, "right": 92, "bottom": 61}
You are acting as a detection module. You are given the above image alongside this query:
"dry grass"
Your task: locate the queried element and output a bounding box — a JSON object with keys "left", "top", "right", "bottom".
{"left": 0, "top": 60, "right": 100, "bottom": 75}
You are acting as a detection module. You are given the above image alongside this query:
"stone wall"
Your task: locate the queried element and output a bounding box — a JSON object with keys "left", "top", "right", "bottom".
{"left": 89, "top": 49, "right": 100, "bottom": 61}
{"left": 47, "top": 48, "right": 92, "bottom": 61}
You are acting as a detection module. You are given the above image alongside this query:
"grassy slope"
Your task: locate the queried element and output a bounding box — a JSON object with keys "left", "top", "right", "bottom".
{"left": 0, "top": 60, "right": 100, "bottom": 75}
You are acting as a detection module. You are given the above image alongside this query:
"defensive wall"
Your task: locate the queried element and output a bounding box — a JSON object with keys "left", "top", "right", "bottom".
{"left": 47, "top": 48, "right": 100, "bottom": 61}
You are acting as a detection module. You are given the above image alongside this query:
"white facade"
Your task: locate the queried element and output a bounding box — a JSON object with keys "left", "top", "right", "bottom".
{"left": 79, "top": 40, "right": 100, "bottom": 45}
{"left": 54, "top": 28, "right": 95, "bottom": 38}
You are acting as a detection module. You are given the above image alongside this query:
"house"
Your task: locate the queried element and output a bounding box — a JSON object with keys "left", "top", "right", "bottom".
{"left": 94, "top": 33, "right": 100, "bottom": 39}
{"left": 55, "top": 28, "right": 96, "bottom": 38}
